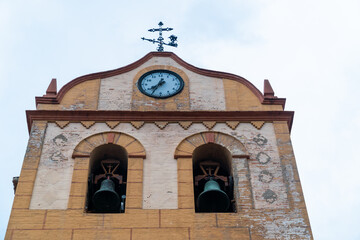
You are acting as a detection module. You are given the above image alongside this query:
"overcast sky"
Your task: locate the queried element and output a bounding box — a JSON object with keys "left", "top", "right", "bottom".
{"left": 1, "top": 1, "right": 359, "bottom": 239}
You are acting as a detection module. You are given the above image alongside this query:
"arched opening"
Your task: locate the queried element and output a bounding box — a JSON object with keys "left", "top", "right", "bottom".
{"left": 193, "top": 143, "right": 236, "bottom": 213}
{"left": 86, "top": 144, "right": 128, "bottom": 213}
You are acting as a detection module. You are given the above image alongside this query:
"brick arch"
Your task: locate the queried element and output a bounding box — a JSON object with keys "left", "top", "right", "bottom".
{"left": 72, "top": 131, "right": 146, "bottom": 158}
{"left": 174, "top": 131, "right": 248, "bottom": 158}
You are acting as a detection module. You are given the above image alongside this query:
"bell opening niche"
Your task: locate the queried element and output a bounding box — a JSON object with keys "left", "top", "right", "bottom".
{"left": 86, "top": 144, "right": 128, "bottom": 213}
{"left": 193, "top": 143, "right": 236, "bottom": 213}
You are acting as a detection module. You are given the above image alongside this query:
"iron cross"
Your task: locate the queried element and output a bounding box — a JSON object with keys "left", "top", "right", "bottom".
{"left": 141, "top": 21, "right": 178, "bottom": 52}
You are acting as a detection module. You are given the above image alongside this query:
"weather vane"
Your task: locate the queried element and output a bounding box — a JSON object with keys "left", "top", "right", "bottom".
{"left": 141, "top": 21, "right": 178, "bottom": 52}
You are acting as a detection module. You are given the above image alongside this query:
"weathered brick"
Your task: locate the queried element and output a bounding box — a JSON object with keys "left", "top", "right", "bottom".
{"left": 273, "top": 121, "right": 290, "bottom": 134}
{"left": 177, "top": 158, "right": 193, "bottom": 170}
{"left": 12, "top": 195, "right": 32, "bottom": 209}
{"left": 178, "top": 182, "right": 193, "bottom": 196}
{"left": 7, "top": 209, "right": 45, "bottom": 230}
{"left": 223, "top": 79, "right": 282, "bottom": 111}
{"left": 133, "top": 228, "right": 188, "bottom": 240}
{"left": 21, "top": 156, "right": 41, "bottom": 170}
{"left": 67, "top": 196, "right": 85, "bottom": 209}
{"left": 38, "top": 79, "right": 100, "bottom": 110}
{"left": 161, "top": 209, "right": 216, "bottom": 228}
{"left": 71, "top": 169, "right": 88, "bottom": 183}
{"left": 70, "top": 182, "right": 87, "bottom": 196}
{"left": 178, "top": 196, "right": 194, "bottom": 209}
{"left": 178, "top": 169, "right": 193, "bottom": 183}
{"left": 128, "top": 158, "right": 143, "bottom": 170}
{"left": 191, "top": 226, "right": 250, "bottom": 239}
{"left": 73, "top": 141, "right": 93, "bottom": 155}
{"left": 216, "top": 212, "right": 247, "bottom": 228}
{"left": 87, "top": 133, "right": 107, "bottom": 148}
{"left": 12, "top": 229, "right": 72, "bottom": 240}
{"left": 73, "top": 157, "right": 90, "bottom": 170}
{"left": 125, "top": 196, "right": 143, "bottom": 209}
{"left": 15, "top": 182, "right": 34, "bottom": 195}
{"left": 127, "top": 169, "right": 143, "bottom": 183}
{"left": 73, "top": 229, "right": 131, "bottom": 240}
{"left": 44, "top": 210, "right": 103, "bottom": 229}
{"left": 176, "top": 141, "right": 196, "bottom": 154}
{"left": 126, "top": 182, "right": 142, "bottom": 197}
{"left": 126, "top": 141, "right": 145, "bottom": 154}
{"left": 104, "top": 209, "right": 159, "bottom": 228}
{"left": 18, "top": 169, "right": 37, "bottom": 182}
{"left": 115, "top": 134, "right": 136, "bottom": 148}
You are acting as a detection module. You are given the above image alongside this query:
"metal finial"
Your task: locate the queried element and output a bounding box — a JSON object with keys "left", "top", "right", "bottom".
{"left": 141, "top": 21, "right": 178, "bottom": 52}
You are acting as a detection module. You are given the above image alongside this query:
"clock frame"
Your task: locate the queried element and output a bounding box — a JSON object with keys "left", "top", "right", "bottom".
{"left": 137, "top": 70, "right": 184, "bottom": 99}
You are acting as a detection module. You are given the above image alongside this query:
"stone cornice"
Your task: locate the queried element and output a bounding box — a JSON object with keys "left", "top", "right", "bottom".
{"left": 26, "top": 110, "right": 294, "bottom": 133}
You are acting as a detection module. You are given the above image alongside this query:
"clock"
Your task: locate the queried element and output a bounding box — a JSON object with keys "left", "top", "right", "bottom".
{"left": 137, "top": 70, "right": 184, "bottom": 98}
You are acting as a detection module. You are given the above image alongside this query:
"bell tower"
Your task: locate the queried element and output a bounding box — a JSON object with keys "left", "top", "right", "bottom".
{"left": 6, "top": 51, "right": 313, "bottom": 239}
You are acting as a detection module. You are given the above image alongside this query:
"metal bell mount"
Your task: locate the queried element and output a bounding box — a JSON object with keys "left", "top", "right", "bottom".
{"left": 92, "top": 159, "right": 124, "bottom": 213}
{"left": 195, "top": 161, "right": 231, "bottom": 212}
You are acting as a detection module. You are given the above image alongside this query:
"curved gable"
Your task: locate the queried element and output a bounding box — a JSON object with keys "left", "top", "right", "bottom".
{"left": 36, "top": 52, "right": 285, "bottom": 111}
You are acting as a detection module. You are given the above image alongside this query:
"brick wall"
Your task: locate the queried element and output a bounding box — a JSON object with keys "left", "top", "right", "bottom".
{"left": 6, "top": 55, "right": 312, "bottom": 239}
{"left": 6, "top": 121, "right": 312, "bottom": 239}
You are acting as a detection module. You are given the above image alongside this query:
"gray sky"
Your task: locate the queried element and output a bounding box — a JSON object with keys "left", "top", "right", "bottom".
{"left": 1, "top": 1, "right": 359, "bottom": 239}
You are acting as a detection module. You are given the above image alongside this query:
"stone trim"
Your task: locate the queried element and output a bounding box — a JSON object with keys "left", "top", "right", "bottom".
{"left": 26, "top": 110, "right": 294, "bottom": 133}
{"left": 55, "top": 121, "right": 69, "bottom": 129}
{"left": 105, "top": 121, "right": 120, "bottom": 129}
{"left": 174, "top": 131, "right": 248, "bottom": 158}
{"left": 72, "top": 132, "right": 146, "bottom": 159}
{"left": 250, "top": 121, "right": 265, "bottom": 130}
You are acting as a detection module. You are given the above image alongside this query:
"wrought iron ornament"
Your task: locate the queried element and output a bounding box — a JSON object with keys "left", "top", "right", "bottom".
{"left": 141, "top": 21, "right": 178, "bottom": 52}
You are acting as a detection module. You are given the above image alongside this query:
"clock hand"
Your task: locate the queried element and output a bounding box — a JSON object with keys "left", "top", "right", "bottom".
{"left": 149, "top": 79, "right": 163, "bottom": 89}
{"left": 151, "top": 79, "right": 165, "bottom": 94}
{"left": 158, "top": 79, "right": 165, "bottom": 86}
{"left": 151, "top": 87, "right": 157, "bottom": 95}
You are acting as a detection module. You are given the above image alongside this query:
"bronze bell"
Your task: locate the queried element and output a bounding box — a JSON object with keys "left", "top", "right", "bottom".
{"left": 92, "top": 179, "right": 120, "bottom": 212}
{"left": 196, "top": 179, "right": 230, "bottom": 212}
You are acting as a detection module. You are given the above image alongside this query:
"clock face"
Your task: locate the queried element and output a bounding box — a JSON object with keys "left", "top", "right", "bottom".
{"left": 137, "top": 70, "right": 184, "bottom": 98}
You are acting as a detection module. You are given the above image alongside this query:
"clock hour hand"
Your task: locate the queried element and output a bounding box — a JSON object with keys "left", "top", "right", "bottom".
{"left": 150, "top": 79, "right": 165, "bottom": 89}
{"left": 150, "top": 79, "right": 165, "bottom": 94}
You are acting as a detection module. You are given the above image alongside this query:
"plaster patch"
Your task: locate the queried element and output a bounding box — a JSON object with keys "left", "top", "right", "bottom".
{"left": 189, "top": 75, "right": 226, "bottom": 110}
{"left": 98, "top": 74, "right": 133, "bottom": 110}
